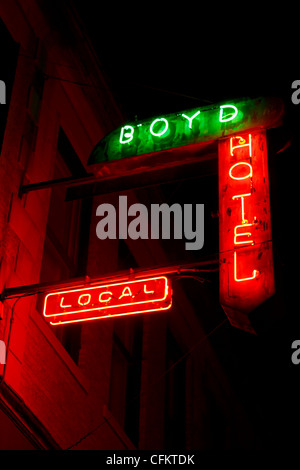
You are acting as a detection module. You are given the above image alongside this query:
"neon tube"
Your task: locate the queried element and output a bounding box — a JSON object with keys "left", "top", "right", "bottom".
{"left": 234, "top": 251, "right": 259, "bottom": 282}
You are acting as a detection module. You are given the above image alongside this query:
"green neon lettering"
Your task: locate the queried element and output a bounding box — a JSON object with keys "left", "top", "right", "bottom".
{"left": 150, "top": 118, "right": 169, "bottom": 137}
{"left": 120, "top": 125, "right": 134, "bottom": 144}
{"left": 219, "top": 105, "right": 238, "bottom": 122}
{"left": 181, "top": 110, "right": 200, "bottom": 129}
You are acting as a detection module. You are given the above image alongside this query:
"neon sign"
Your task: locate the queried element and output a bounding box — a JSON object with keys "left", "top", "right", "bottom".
{"left": 218, "top": 131, "right": 275, "bottom": 333}
{"left": 43, "top": 276, "right": 172, "bottom": 325}
{"left": 88, "top": 97, "right": 284, "bottom": 165}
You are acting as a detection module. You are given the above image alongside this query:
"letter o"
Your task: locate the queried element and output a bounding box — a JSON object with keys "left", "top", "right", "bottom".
{"left": 150, "top": 118, "right": 169, "bottom": 137}
{"left": 78, "top": 294, "right": 91, "bottom": 306}
{"left": 229, "top": 162, "right": 252, "bottom": 180}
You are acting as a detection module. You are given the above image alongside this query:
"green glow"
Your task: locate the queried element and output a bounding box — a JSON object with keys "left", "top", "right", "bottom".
{"left": 219, "top": 104, "right": 238, "bottom": 122}
{"left": 150, "top": 118, "right": 169, "bottom": 137}
{"left": 88, "top": 97, "right": 284, "bottom": 165}
{"left": 181, "top": 110, "right": 201, "bottom": 129}
{"left": 120, "top": 125, "right": 134, "bottom": 144}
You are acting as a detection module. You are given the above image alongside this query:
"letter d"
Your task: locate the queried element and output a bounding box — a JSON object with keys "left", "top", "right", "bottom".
{"left": 219, "top": 104, "right": 238, "bottom": 122}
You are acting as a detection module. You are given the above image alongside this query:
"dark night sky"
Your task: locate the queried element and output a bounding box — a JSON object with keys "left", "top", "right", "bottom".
{"left": 70, "top": 0, "right": 296, "bottom": 122}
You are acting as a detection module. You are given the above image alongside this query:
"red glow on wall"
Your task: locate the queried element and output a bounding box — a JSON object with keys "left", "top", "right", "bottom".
{"left": 43, "top": 276, "right": 172, "bottom": 325}
{"left": 218, "top": 131, "right": 275, "bottom": 333}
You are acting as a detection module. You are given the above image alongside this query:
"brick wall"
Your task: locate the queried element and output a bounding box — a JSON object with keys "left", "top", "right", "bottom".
{"left": 0, "top": 0, "right": 130, "bottom": 449}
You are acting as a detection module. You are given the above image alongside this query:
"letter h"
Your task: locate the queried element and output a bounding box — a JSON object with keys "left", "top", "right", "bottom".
{"left": 230, "top": 134, "right": 252, "bottom": 157}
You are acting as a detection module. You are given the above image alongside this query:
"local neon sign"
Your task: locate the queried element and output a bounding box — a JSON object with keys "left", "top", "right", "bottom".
{"left": 43, "top": 276, "right": 172, "bottom": 325}
{"left": 218, "top": 131, "right": 275, "bottom": 333}
{"left": 88, "top": 97, "right": 284, "bottom": 165}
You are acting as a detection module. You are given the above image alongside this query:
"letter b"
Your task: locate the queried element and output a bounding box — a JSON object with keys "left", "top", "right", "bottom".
{"left": 120, "top": 125, "right": 134, "bottom": 144}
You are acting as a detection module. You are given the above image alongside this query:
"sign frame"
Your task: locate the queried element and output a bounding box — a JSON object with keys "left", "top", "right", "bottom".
{"left": 43, "top": 275, "right": 172, "bottom": 325}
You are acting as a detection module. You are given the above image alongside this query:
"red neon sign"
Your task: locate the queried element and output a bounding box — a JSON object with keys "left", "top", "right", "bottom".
{"left": 43, "top": 276, "right": 172, "bottom": 325}
{"left": 218, "top": 131, "right": 275, "bottom": 333}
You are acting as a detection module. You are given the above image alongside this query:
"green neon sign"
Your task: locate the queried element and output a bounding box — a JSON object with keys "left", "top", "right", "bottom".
{"left": 88, "top": 97, "right": 284, "bottom": 165}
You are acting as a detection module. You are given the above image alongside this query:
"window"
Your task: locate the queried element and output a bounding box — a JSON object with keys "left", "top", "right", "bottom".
{"left": 0, "top": 18, "right": 19, "bottom": 153}
{"left": 38, "top": 128, "right": 91, "bottom": 363}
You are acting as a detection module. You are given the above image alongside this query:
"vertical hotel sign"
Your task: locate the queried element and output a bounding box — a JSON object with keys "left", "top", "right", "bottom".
{"left": 218, "top": 131, "right": 275, "bottom": 333}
